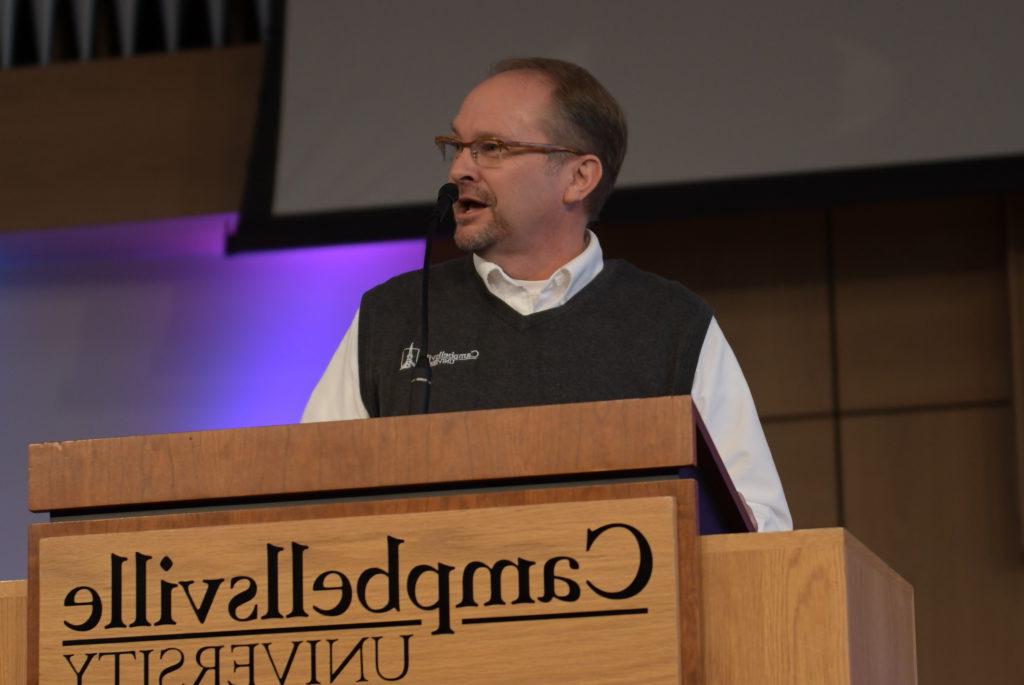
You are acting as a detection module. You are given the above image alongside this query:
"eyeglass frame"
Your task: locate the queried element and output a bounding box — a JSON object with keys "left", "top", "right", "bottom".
{"left": 434, "top": 135, "right": 585, "bottom": 166}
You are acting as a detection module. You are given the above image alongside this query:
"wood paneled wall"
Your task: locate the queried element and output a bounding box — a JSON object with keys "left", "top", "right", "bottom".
{"left": 0, "top": 46, "right": 262, "bottom": 232}
{"left": 2, "top": 48, "right": 1022, "bottom": 684}
{"left": 601, "top": 194, "right": 1023, "bottom": 685}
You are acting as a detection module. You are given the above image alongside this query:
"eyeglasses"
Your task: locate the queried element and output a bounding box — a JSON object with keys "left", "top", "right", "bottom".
{"left": 434, "top": 135, "right": 583, "bottom": 167}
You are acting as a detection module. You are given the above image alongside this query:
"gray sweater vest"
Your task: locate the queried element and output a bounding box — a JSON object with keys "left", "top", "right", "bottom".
{"left": 358, "top": 257, "right": 712, "bottom": 417}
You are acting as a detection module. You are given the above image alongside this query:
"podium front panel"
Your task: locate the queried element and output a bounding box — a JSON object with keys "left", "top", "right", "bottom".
{"left": 31, "top": 481, "right": 701, "bottom": 684}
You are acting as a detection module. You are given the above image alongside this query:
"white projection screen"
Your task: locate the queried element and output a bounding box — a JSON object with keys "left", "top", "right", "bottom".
{"left": 233, "top": 0, "right": 1024, "bottom": 249}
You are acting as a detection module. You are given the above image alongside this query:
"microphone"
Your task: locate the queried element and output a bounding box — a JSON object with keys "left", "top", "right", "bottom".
{"left": 409, "top": 183, "right": 458, "bottom": 414}
{"left": 432, "top": 183, "right": 459, "bottom": 223}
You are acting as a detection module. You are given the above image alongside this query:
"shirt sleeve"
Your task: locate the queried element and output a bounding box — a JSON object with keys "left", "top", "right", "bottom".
{"left": 300, "top": 309, "right": 371, "bottom": 422}
{"left": 690, "top": 317, "right": 793, "bottom": 532}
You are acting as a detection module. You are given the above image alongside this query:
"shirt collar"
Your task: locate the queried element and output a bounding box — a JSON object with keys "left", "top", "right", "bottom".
{"left": 472, "top": 229, "right": 604, "bottom": 315}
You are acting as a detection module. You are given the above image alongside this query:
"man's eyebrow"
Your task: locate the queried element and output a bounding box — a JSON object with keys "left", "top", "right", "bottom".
{"left": 449, "top": 121, "right": 505, "bottom": 140}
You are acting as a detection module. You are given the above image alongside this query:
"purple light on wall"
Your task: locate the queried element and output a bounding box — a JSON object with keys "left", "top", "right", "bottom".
{"left": 0, "top": 213, "right": 425, "bottom": 439}
{"left": 188, "top": 236, "right": 428, "bottom": 429}
{"left": 0, "top": 213, "right": 426, "bottom": 581}
{"left": 0, "top": 213, "right": 236, "bottom": 263}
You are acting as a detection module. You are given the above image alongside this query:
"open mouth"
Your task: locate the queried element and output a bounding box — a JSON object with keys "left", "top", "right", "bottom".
{"left": 457, "top": 198, "right": 489, "bottom": 216}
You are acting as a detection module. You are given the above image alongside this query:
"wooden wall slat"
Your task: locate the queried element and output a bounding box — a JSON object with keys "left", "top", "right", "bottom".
{"left": 600, "top": 210, "right": 832, "bottom": 418}
{"left": 832, "top": 195, "right": 1011, "bottom": 410}
{"left": 762, "top": 418, "right": 839, "bottom": 529}
{"left": 841, "top": 407, "right": 1024, "bottom": 685}
{"left": 0, "top": 46, "right": 263, "bottom": 232}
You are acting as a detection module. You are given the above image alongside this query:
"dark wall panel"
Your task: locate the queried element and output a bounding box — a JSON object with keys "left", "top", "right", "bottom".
{"left": 832, "top": 195, "right": 1011, "bottom": 410}
{"left": 762, "top": 417, "right": 840, "bottom": 529}
{"left": 841, "top": 407, "right": 1023, "bottom": 685}
{"left": 599, "top": 209, "right": 832, "bottom": 419}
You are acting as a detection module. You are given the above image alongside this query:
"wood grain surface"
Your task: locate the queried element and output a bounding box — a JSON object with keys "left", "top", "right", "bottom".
{"left": 600, "top": 212, "right": 833, "bottom": 419}
{"left": 0, "top": 580, "right": 27, "bottom": 685}
{"left": 841, "top": 407, "right": 1020, "bottom": 685}
{"left": 844, "top": 533, "right": 918, "bottom": 684}
{"left": 29, "top": 396, "right": 698, "bottom": 513}
{"left": 762, "top": 418, "right": 839, "bottom": 528}
{"left": 0, "top": 46, "right": 262, "bottom": 232}
{"left": 30, "top": 480, "right": 702, "bottom": 684}
{"left": 701, "top": 528, "right": 916, "bottom": 684}
{"left": 833, "top": 195, "right": 1010, "bottom": 411}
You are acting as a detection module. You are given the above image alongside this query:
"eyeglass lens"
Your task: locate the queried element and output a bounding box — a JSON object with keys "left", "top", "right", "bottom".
{"left": 438, "top": 140, "right": 505, "bottom": 165}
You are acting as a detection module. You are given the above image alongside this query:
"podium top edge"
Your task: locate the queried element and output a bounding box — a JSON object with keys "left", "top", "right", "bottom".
{"left": 29, "top": 395, "right": 702, "bottom": 513}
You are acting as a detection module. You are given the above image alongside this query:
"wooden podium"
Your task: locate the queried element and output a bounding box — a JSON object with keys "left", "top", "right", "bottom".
{"left": 15, "top": 396, "right": 916, "bottom": 683}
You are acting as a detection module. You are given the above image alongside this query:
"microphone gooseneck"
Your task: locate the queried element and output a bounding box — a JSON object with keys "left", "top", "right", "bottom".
{"left": 409, "top": 183, "right": 458, "bottom": 415}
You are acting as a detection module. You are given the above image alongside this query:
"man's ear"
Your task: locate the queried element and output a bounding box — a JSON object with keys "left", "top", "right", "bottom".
{"left": 563, "top": 155, "right": 603, "bottom": 206}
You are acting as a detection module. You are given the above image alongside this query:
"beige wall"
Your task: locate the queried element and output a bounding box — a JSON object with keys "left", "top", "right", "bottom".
{"left": 2, "top": 48, "right": 1022, "bottom": 684}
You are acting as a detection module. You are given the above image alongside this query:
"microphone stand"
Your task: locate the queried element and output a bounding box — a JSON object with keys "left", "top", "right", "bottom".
{"left": 409, "top": 183, "right": 458, "bottom": 414}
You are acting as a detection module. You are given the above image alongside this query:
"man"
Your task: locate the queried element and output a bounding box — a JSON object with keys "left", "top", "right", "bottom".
{"left": 303, "top": 58, "right": 791, "bottom": 532}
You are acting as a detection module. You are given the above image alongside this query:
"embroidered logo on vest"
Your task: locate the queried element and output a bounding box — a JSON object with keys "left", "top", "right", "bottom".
{"left": 399, "top": 342, "right": 421, "bottom": 370}
{"left": 428, "top": 349, "right": 480, "bottom": 366}
{"left": 399, "top": 342, "right": 480, "bottom": 371}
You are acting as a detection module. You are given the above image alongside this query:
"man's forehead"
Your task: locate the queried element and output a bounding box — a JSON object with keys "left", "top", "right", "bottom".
{"left": 451, "top": 71, "right": 554, "bottom": 139}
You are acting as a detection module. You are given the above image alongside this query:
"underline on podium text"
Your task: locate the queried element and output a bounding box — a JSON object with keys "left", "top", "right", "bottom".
{"left": 61, "top": 619, "right": 424, "bottom": 647}
{"left": 462, "top": 607, "right": 648, "bottom": 625}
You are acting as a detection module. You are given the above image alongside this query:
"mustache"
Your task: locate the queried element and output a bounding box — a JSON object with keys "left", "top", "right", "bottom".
{"left": 456, "top": 185, "right": 495, "bottom": 205}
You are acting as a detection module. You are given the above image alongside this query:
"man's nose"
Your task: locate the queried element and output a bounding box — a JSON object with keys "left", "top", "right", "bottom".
{"left": 448, "top": 146, "right": 478, "bottom": 183}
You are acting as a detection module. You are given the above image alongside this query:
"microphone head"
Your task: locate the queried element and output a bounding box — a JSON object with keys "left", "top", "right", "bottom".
{"left": 437, "top": 183, "right": 459, "bottom": 204}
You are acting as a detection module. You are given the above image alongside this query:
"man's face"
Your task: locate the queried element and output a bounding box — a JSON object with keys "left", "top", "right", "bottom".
{"left": 448, "top": 72, "right": 573, "bottom": 258}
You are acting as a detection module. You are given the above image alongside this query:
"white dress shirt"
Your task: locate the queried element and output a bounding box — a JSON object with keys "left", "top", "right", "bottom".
{"left": 302, "top": 231, "right": 793, "bottom": 532}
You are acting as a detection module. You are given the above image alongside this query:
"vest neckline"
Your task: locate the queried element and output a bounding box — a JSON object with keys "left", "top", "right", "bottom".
{"left": 465, "top": 257, "right": 621, "bottom": 331}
